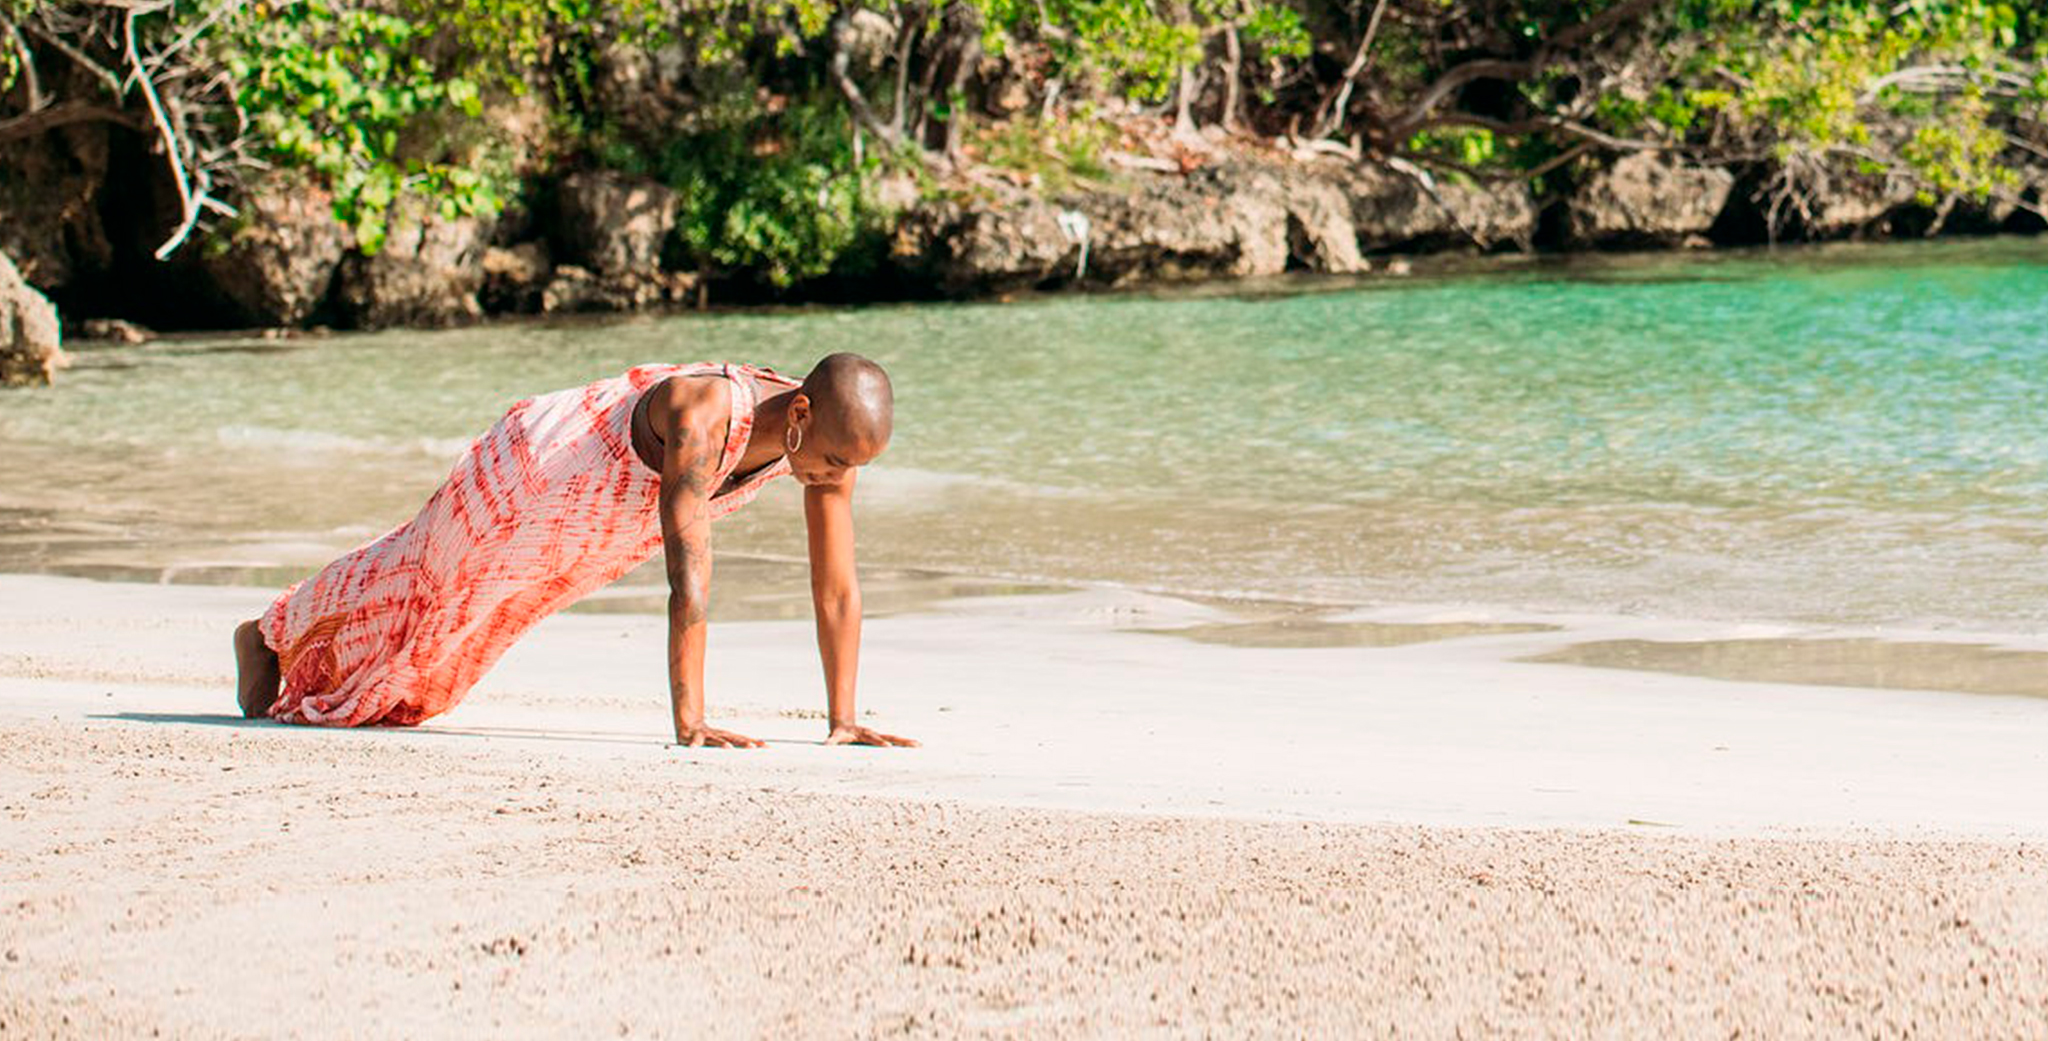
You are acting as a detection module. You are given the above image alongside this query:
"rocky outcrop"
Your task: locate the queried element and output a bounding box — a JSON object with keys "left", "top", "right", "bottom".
{"left": 558, "top": 171, "right": 675, "bottom": 274}
{"left": 1, "top": 250, "right": 67, "bottom": 387}
{"left": 0, "top": 123, "right": 114, "bottom": 293}
{"left": 195, "top": 178, "right": 351, "bottom": 327}
{"left": 895, "top": 161, "right": 1378, "bottom": 294}
{"left": 1348, "top": 166, "right": 1537, "bottom": 253}
{"left": 331, "top": 209, "right": 488, "bottom": 329}
{"left": 891, "top": 195, "right": 1073, "bottom": 293}
{"left": 1065, "top": 170, "right": 1293, "bottom": 284}
{"left": 76, "top": 318, "right": 152, "bottom": 344}
{"left": 1276, "top": 169, "right": 1371, "bottom": 275}
{"left": 480, "top": 242, "right": 553, "bottom": 313}
{"left": 1789, "top": 170, "right": 1922, "bottom": 239}
{"left": 2002, "top": 167, "right": 2048, "bottom": 234}
{"left": 547, "top": 171, "right": 693, "bottom": 311}
{"left": 1568, "top": 152, "right": 1734, "bottom": 246}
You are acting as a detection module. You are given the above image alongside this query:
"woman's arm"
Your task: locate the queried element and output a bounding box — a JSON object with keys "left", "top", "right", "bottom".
{"left": 805, "top": 472, "right": 916, "bottom": 747}
{"left": 658, "top": 384, "right": 760, "bottom": 748}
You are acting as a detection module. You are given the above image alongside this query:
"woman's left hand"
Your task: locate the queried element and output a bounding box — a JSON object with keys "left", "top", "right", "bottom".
{"left": 826, "top": 723, "right": 919, "bottom": 747}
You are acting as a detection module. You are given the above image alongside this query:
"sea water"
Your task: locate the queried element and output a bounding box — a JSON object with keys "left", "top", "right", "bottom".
{"left": 3, "top": 238, "right": 2045, "bottom": 630}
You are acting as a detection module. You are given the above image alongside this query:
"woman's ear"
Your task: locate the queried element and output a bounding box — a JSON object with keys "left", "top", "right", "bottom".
{"left": 787, "top": 392, "right": 812, "bottom": 428}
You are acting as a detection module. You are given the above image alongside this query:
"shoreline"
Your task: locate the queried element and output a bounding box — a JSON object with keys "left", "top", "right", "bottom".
{"left": 3, "top": 572, "right": 2044, "bottom": 838}
{"left": 46, "top": 233, "right": 2048, "bottom": 343}
{"left": 5, "top": 573, "right": 2047, "bottom": 1034}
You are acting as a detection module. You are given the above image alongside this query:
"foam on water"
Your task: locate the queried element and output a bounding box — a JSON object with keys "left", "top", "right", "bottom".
{"left": 212, "top": 424, "right": 475, "bottom": 461}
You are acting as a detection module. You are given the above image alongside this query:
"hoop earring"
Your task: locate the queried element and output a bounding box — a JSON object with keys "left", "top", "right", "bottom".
{"left": 784, "top": 424, "right": 802, "bottom": 456}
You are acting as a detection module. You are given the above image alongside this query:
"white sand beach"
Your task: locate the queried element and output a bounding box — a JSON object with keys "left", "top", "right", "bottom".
{"left": 3, "top": 573, "right": 2047, "bottom": 1036}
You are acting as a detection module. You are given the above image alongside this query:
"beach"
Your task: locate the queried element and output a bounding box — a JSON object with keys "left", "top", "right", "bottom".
{"left": 6, "top": 245, "right": 2048, "bottom": 1035}
{"left": 3, "top": 574, "right": 2046, "bottom": 1037}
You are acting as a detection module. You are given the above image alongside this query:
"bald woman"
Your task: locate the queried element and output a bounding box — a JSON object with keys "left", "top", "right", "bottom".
{"left": 232, "top": 353, "right": 916, "bottom": 749}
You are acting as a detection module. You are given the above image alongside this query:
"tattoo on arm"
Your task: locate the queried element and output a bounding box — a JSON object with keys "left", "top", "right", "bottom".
{"left": 662, "top": 424, "right": 716, "bottom": 627}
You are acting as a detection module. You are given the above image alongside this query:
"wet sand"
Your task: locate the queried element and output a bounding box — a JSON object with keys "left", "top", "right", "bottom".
{"left": 3, "top": 574, "right": 2047, "bottom": 1036}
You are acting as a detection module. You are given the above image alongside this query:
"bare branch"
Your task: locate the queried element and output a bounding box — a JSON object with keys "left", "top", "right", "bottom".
{"left": 1311, "top": 0, "right": 1391, "bottom": 140}
{"left": 20, "top": 19, "right": 121, "bottom": 95}
{"left": 125, "top": 9, "right": 204, "bottom": 259}
{"left": 1386, "top": 58, "right": 1531, "bottom": 139}
{"left": 887, "top": 3, "right": 926, "bottom": 139}
{"left": 0, "top": 98, "right": 137, "bottom": 142}
{"left": 828, "top": 13, "right": 904, "bottom": 150}
{"left": 1422, "top": 112, "right": 1670, "bottom": 152}
{"left": 1860, "top": 64, "right": 2035, "bottom": 103}
{"left": 1524, "top": 140, "right": 1593, "bottom": 179}
{"left": 1539, "top": 0, "right": 1660, "bottom": 56}
{"left": 136, "top": 0, "right": 246, "bottom": 88}
{"left": 1385, "top": 0, "right": 1661, "bottom": 140}
{"left": 3, "top": 16, "right": 44, "bottom": 112}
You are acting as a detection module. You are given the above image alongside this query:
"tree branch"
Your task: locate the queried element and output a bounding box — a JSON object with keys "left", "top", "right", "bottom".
{"left": 1422, "top": 112, "right": 1670, "bottom": 153}
{"left": 20, "top": 18, "right": 120, "bottom": 96}
{"left": 136, "top": 0, "right": 245, "bottom": 88}
{"left": 887, "top": 3, "right": 926, "bottom": 139}
{"left": 1860, "top": 64, "right": 2035, "bottom": 103}
{"left": 1219, "top": 23, "right": 1242, "bottom": 131}
{"left": 1311, "top": 0, "right": 1391, "bottom": 140}
{"left": 828, "top": 15, "right": 904, "bottom": 150}
{"left": 125, "top": 9, "right": 205, "bottom": 259}
{"left": 1385, "top": 0, "right": 1661, "bottom": 141}
{"left": 1386, "top": 58, "right": 1530, "bottom": 140}
{"left": 3, "top": 16, "right": 43, "bottom": 112}
{"left": 0, "top": 98, "right": 137, "bottom": 142}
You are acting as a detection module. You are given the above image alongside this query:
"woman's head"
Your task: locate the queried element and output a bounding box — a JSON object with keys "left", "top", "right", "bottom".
{"left": 784, "top": 353, "right": 893, "bottom": 486}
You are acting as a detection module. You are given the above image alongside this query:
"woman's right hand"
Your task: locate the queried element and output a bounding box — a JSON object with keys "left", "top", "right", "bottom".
{"left": 677, "top": 725, "right": 765, "bottom": 748}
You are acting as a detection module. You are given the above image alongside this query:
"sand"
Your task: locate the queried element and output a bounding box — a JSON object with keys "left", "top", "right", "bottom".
{"left": 2, "top": 573, "right": 2047, "bottom": 1037}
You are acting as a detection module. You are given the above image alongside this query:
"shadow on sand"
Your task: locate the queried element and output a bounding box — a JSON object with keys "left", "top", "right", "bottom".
{"left": 95, "top": 712, "right": 827, "bottom": 747}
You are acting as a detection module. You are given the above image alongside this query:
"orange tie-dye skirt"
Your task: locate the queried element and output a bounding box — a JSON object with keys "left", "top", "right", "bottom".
{"left": 257, "top": 361, "right": 796, "bottom": 726}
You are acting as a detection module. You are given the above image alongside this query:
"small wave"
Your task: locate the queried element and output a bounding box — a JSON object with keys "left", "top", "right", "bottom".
{"left": 213, "top": 425, "right": 473, "bottom": 461}
{"left": 859, "top": 465, "right": 1091, "bottom": 501}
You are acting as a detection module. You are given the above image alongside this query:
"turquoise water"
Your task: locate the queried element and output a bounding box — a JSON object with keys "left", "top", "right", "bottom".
{"left": 4, "top": 238, "right": 2046, "bottom": 627}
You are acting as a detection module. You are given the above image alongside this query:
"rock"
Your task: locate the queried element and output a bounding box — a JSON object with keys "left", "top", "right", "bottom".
{"left": 1071, "top": 172, "right": 1293, "bottom": 284}
{"left": 1349, "top": 165, "right": 1536, "bottom": 253}
{"left": 1992, "top": 164, "right": 2048, "bottom": 235}
{"left": 482, "top": 242, "right": 552, "bottom": 285}
{"left": 0, "top": 250, "right": 67, "bottom": 387}
{"left": 545, "top": 172, "right": 692, "bottom": 312}
{"left": 196, "top": 179, "right": 351, "bottom": 327}
{"left": 893, "top": 195, "right": 1076, "bottom": 294}
{"left": 557, "top": 171, "right": 677, "bottom": 276}
{"left": 480, "top": 242, "right": 554, "bottom": 313}
{"left": 1568, "top": 153, "right": 1734, "bottom": 246}
{"left": 540, "top": 264, "right": 696, "bottom": 314}
{"left": 0, "top": 123, "right": 114, "bottom": 292}
{"left": 1272, "top": 168, "right": 1370, "bottom": 275}
{"left": 332, "top": 210, "right": 487, "bottom": 329}
{"left": 1800, "top": 171, "right": 1920, "bottom": 239}
{"left": 897, "top": 161, "right": 1374, "bottom": 295}
{"left": 76, "top": 318, "right": 153, "bottom": 345}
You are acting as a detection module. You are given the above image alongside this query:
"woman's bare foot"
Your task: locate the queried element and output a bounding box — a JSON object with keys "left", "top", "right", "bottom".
{"left": 234, "top": 619, "right": 280, "bottom": 719}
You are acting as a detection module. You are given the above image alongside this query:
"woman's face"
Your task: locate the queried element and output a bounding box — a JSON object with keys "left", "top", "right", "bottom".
{"left": 788, "top": 415, "right": 883, "bottom": 488}
{"left": 787, "top": 436, "right": 859, "bottom": 487}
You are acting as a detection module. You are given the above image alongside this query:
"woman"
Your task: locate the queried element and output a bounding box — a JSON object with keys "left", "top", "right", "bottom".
{"left": 231, "top": 352, "right": 915, "bottom": 749}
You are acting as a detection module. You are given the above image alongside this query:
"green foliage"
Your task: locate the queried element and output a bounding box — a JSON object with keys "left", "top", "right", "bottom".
{"left": 978, "top": 0, "right": 1307, "bottom": 102}
{"left": 213, "top": 0, "right": 683, "bottom": 250}
{"left": 621, "top": 98, "right": 880, "bottom": 287}
{"left": 1404, "top": 126, "right": 1498, "bottom": 169}
{"left": 10, "top": 0, "right": 2045, "bottom": 287}
{"left": 974, "top": 110, "right": 1119, "bottom": 188}
{"left": 222, "top": 1, "right": 509, "bottom": 250}
{"left": 1667, "top": 0, "right": 2042, "bottom": 200}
